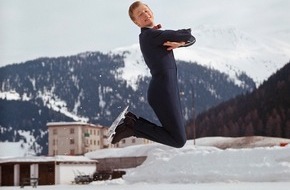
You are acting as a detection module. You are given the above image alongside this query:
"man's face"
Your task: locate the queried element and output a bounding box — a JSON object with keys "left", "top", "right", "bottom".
{"left": 132, "top": 4, "right": 154, "bottom": 28}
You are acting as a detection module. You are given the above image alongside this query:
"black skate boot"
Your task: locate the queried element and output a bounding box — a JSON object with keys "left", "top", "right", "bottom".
{"left": 111, "top": 112, "right": 137, "bottom": 144}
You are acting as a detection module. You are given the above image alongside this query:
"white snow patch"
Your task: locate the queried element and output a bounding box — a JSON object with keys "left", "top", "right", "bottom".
{"left": 0, "top": 91, "right": 21, "bottom": 100}
{"left": 38, "top": 90, "right": 88, "bottom": 122}
{"left": 111, "top": 44, "right": 150, "bottom": 91}
{"left": 111, "top": 25, "right": 290, "bottom": 89}
{"left": 0, "top": 141, "right": 29, "bottom": 158}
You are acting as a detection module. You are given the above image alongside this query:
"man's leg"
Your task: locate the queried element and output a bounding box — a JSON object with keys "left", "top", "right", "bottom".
{"left": 133, "top": 116, "right": 186, "bottom": 148}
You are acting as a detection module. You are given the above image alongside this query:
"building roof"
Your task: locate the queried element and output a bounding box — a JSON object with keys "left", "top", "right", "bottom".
{"left": 0, "top": 155, "right": 98, "bottom": 164}
{"left": 47, "top": 122, "right": 104, "bottom": 128}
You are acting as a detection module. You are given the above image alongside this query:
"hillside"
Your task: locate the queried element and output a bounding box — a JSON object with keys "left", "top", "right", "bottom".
{"left": 0, "top": 99, "right": 74, "bottom": 154}
{"left": 187, "top": 62, "right": 290, "bottom": 139}
{"left": 0, "top": 52, "right": 254, "bottom": 124}
{"left": 0, "top": 51, "right": 254, "bottom": 155}
{"left": 114, "top": 25, "right": 290, "bottom": 87}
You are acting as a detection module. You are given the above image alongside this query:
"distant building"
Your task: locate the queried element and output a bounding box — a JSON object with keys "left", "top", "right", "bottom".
{"left": 47, "top": 122, "right": 152, "bottom": 155}
{"left": 0, "top": 155, "right": 97, "bottom": 186}
{"left": 47, "top": 122, "right": 109, "bottom": 156}
{"left": 114, "top": 137, "right": 152, "bottom": 148}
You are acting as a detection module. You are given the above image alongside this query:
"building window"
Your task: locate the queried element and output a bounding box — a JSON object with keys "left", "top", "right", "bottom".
{"left": 94, "top": 140, "right": 96, "bottom": 145}
{"left": 132, "top": 139, "right": 136, "bottom": 144}
{"left": 122, "top": 139, "right": 126, "bottom": 144}
{"left": 70, "top": 128, "right": 74, "bottom": 134}
{"left": 94, "top": 130, "right": 96, "bottom": 135}
{"left": 53, "top": 129, "right": 57, "bottom": 135}
{"left": 70, "top": 138, "right": 75, "bottom": 144}
{"left": 70, "top": 149, "right": 75, "bottom": 155}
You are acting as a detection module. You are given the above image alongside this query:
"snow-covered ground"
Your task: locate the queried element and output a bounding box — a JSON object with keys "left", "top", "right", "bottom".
{"left": 2, "top": 182, "right": 290, "bottom": 190}
{"left": 2, "top": 136, "right": 290, "bottom": 189}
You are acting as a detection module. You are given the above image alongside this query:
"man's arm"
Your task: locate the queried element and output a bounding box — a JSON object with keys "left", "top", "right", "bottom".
{"left": 163, "top": 36, "right": 196, "bottom": 50}
{"left": 181, "top": 35, "right": 196, "bottom": 47}
{"left": 163, "top": 35, "right": 196, "bottom": 50}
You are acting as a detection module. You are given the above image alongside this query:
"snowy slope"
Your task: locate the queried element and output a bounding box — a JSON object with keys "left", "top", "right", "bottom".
{"left": 124, "top": 143, "right": 290, "bottom": 183}
{"left": 0, "top": 89, "right": 88, "bottom": 123}
{"left": 85, "top": 136, "right": 290, "bottom": 184}
{"left": 86, "top": 136, "right": 290, "bottom": 159}
{"left": 175, "top": 25, "right": 290, "bottom": 85}
{"left": 111, "top": 25, "right": 290, "bottom": 88}
{"left": 1, "top": 137, "right": 290, "bottom": 189}
{"left": 111, "top": 44, "right": 149, "bottom": 90}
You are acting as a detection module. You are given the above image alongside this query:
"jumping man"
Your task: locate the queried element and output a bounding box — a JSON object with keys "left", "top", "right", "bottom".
{"left": 111, "top": 1, "right": 196, "bottom": 148}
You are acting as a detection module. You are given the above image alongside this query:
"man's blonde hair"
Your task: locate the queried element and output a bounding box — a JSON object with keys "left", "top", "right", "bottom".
{"left": 128, "top": 1, "right": 147, "bottom": 21}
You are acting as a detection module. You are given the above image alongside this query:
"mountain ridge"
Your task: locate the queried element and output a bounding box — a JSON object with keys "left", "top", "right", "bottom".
{"left": 0, "top": 51, "right": 254, "bottom": 155}
{"left": 111, "top": 25, "right": 290, "bottom": 88}
{"left": 188, "top": 62, "right": 290, "bottom": 139}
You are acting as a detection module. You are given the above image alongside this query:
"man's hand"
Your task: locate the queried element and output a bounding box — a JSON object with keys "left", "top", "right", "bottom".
{"left": 163, "top": 41, "right": 186, "bottom": 51}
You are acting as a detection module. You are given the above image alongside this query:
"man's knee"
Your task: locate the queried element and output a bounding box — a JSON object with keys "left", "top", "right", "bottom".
{"left": 173, "top": 136, "right": 187, "bottom": 148}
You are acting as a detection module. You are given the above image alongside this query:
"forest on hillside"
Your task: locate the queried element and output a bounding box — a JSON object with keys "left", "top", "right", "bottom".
{"left": 186, "top": 62, "right": 290, "bottom": 139}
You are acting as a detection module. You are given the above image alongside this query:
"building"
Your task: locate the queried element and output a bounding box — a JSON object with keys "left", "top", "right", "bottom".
{"left": 114, "top": 137, "right": 152, "bottom": 148}
{"left": 0, "top": 156, "right": 98, "bottom": 186}
{"left": 47, "top": 122, "right": 108, "bottom": 156}
{"left": 48, "top": 122, "right": 153, "bottom": 155}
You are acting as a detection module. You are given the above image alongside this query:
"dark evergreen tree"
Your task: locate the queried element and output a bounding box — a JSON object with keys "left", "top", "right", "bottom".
{"left": 188, "top": 62, "right": 290, "bottom": 139}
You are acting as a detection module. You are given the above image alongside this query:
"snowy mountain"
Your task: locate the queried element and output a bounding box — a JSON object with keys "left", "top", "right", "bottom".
{"left": 1, "top": 24, "right": 289, "bottom": 156}
{"left": 112, "top": 25, "right": 290, "bottom": 87}
{"left": 0, "top": 51, "right": 254, "bottom": 155}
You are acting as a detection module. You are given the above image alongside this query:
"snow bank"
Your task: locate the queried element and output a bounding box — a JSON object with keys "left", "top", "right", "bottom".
{"left": 124, "top": 144, "right": 290, "bottom": 183}
{"left": 86, "top": 136, "right": 290, "bottom": 159}
{"left": 86, "top": 136, "right": 290, "bottom": 184}
{"left": 85, "top": 143, "right": 171, "bottom": 159}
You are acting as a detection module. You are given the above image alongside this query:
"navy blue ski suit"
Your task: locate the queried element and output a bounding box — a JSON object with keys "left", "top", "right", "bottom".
{"left": 133, "top": 27, "right": 195, "bottom": 148}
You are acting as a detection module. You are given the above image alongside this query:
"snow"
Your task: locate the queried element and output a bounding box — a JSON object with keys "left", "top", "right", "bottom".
{"left": 46, "top": 121, "right": 99, "bottom": 127}
{"left": 0, "top": 141, "right": 29, "bottom": 158}
{"left": 112, "top": 44, "right": 150, "bottom": 90}
{"left": 1, "top": 136, "right": 290, "bottom": 189}
{"left": 0, "top": 91, "right": 21, "bottom": 100}
{"left": 37, "top": 90, "right": 89, "bottom": 122}
{"left": 85, "top": 137, "right": 290, "bottom": 184}
{"left": 0, "top": 155, "right": 97, "bottom": 164}
{"left": 2, "top": 182, "right": 290, "bottom": 190}
{"left": 124, "top": 145, "right": 290, "bottom": 183}
{"left": 0, "top": 89, "right": 89, "bottom": 122}
{"left": 111, "top": 25, "right": 290, "bottom": 88}
{"left": 86, "top": 136, "right": 290, "bottom": 187}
